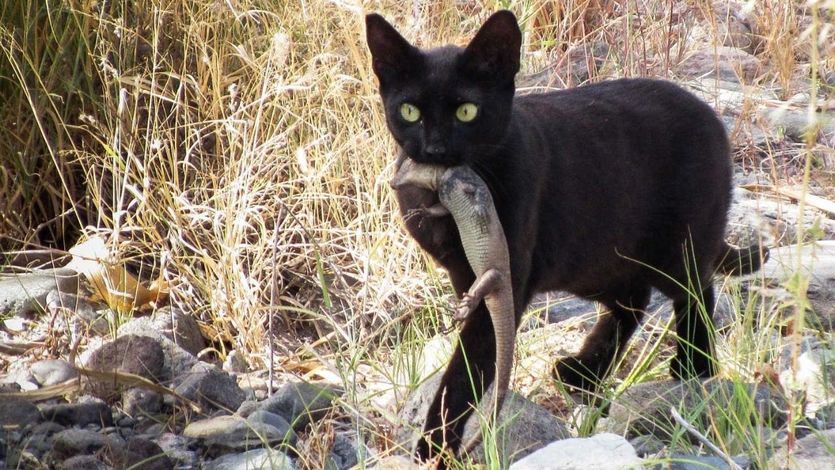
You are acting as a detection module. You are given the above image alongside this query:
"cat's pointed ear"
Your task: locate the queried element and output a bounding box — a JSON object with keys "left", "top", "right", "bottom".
{"left": 462, "top": 10, "right": 521, "bottom": 82}
{"left": 366, "top": 14, "right": 419, "bottom": 84}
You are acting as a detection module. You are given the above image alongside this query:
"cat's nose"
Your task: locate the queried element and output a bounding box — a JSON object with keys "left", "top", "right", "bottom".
{"left": 424, "top": 144, "right": 447, "bottom": 157}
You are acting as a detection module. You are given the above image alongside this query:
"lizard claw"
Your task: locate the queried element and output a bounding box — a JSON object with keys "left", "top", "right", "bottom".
{"left": 404, "top": 207, "right": 426, "bottom": 224}
{"left": 453, "top": 293, "right": 475, "bottom": 323}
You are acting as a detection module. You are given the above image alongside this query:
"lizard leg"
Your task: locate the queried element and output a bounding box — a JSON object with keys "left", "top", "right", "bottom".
{"left": 405, "top": 203, "right": 451, "bottom": 226}
{"left": 453, "top": 268, "right": 503, "bottom": 323}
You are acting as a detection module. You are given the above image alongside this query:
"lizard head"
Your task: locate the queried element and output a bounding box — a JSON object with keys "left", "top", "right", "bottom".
{"left": 389, "top": 157, "right": 446, "bottom": 192}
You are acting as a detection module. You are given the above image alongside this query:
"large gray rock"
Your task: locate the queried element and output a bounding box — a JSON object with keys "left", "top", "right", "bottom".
{"left": 252, "top": 381, "right": 340, "bottom": 431}
{"left": 46, "top": 291, "right": 110, "bottom": 336}
{"left": 83, "top": 334, "right": 165, "bottom": 402}
{"left": 22, "top": 421, "right": 66, "bottom": 458}
{"left": 0, "top": 398, "right": 41, "bottom": 428}
{"left": 678, "top": 46, "right": 762, "bottom": 82}
{"left": 117, "top": 316, "right": 198, "bottom": 381}
{"left": 49, "top": 428, "right": 111, "bottom": 460}
{"left": 246, "top": 410, "right": 297, "bottom": 446}
{"left": 779, "top": 343, "right": 835, "bottom": 417}
{"left": 509, "top": 433, "right": 642, "bottom": 470}
{"left": 153, "top": 433, "right": 198, "bottom": 468}
{"left": 326, "top": 432, "right": 359, "bottom": 470}
{"left": 31, "top": 359, "right": 77, "bottom": 386}
{"left": 203, "top": 448, "right": 295, "bottom": 470}
{"left": 397, "top": 371, "right": 570, "bottom": 465}
{"left": 99, "top": 436, "right": 172, "bottom": 470}
{"left": 768, "top": 428, "right": 835, "bottom": 469}
{"left": 122, "top": 387, "right": 163, "bottom": 416}
{"left": 0, "top": 268, "right": 79, "bottom": 317}
{"left": 183, "top": 415, "right": 295, "bottom": 450}
{"left": 607, "top": 379, "right": 787, "bottom": 442}
{"left": 57, "top": 455, "right": 109, "bottom": 470}
{"left": 665, "top": 453, "right": 750, "bottom": 470}
{"left": 148, "top": 306, "right": 206, "bottom": 356}
{"left": 40, "top": 396, "right": 114, "bottom": 427}
{"left": 174, "top": 362, "right": 246, "bottom": 412}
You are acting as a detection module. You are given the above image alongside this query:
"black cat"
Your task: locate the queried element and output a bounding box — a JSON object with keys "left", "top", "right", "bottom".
{"left": 366, "top": 10, "right": 767, "bottom": 462}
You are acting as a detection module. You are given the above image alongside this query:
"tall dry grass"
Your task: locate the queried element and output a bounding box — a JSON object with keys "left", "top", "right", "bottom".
{"left": 1, "top": 0, "right": 833, "bottom": 466}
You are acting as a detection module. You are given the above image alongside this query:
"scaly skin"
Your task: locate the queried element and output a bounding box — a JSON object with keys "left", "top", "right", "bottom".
{"left": 390, "top": 154, "right": 515, "bottom": 456}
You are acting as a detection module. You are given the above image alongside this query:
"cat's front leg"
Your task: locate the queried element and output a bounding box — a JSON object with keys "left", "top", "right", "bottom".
{"left": 395, "top": 186, "right": 459, "bottom": 264}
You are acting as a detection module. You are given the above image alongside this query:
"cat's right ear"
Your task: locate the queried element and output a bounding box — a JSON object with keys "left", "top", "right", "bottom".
{"left": 365, "top": 14, "right": 419, "bottom": 85}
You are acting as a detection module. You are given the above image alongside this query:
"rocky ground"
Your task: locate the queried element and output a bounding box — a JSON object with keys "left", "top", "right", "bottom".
{"left": 2, "top": 3, "right": 835, "bottom": 470}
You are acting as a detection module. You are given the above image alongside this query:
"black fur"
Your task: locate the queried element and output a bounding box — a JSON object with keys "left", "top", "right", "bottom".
{"left": 366, "top": 10, "right": 767, "bottom": 462}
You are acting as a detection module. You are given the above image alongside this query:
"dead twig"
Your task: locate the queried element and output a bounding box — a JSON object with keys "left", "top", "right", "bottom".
{"left": 670, "top": 406, "right": 743, "bottom": 470}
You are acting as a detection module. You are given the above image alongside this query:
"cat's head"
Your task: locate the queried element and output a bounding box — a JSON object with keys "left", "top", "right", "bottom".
{"left": 366, "top": 11, "right": 521, "bottom": 166}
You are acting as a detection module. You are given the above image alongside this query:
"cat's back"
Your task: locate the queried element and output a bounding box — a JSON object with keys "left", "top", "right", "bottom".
{"left": 508, "top": 78, "right": 732, "bottom": 293}
{"left": 514, "top": 78, "right": 722, "bottom": 136}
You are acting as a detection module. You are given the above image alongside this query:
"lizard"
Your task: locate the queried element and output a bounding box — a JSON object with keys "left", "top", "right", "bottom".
{"left": 389, "top": 151, "right": 515, "bottom": 455}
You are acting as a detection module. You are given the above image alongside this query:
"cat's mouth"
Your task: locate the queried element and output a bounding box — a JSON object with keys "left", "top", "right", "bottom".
{"left": 413, "top": 150, "right": 464, "bottom": 167}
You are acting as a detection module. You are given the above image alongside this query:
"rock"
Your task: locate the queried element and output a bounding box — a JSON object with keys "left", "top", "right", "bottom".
{"left": 153, "top": 433, "right": 198, "bottom": 468}
{"left": 397, "top": 371, "right": 570, "bottom": 464}
{"left": 149, "top": 306, "right": 206, "bottom": 356}
{"left": 4, "top": 449, "right": 43, "bottom": 469}
{"left": 58, "top": 455, "right": 109, "bottom": 469}
{"left": 678, "top": 46, "right": 762, "bottom": 83}
{"left": 46, "top": 291, "right": 109, "bottom": 336}
{"left": 0, "top": 382, "right": 21, "bottom": 393}
{"left": 83, "top": 334, "right": 165, "bottom": 401}
{"left": 183, "top": 415, "right": 295, "bottom": 450}
{"left": 768, "top": 428, "right": 835, "bottom": 469}
{"left": 246, "top": 410, "right": 297, "bottom": 446}
{"left": 368, "top": 455, "right": 421, "bottom": 469}
{"left": 50, "top": 428, "right": 110, "bottom": 460}
{"left": 759, "top": 107, "right": 835, "bottom": 142}
{"left": 509, "top": 433, "right": 641, "bottom": 470}
{"left": 629, "top": 434, "right": 665, "bottom": 457}
{"left": 4, "top": 364, "right": 40, "bottom": 392}
{"left": 122, "top": 387, "right": 163, "bottom": 416}
{"left": 807, "top": 279, "right": 835, "bottom": 331}
{"left": 710, "top": 0, "right": 756, "bottom": 51}
{"left": 117, "top": 316, "right": 198, "bottom": 381}
{"left": 254, "top": 381, "right": 340, "bottom": 431}
{"left": 174, "top": 362, "right": 246, "bottom": 412}
{"left": 19, "top": 421, "right": 65, "bottom": 459}
{"left": 666, "top": 453, "right": 750, "bottom": 469}
{"left": 727, "top": 192, "right": 835, "bottom": 248}
{"left": 223, "top": 349, "right": 249, "bottom": 373}
{"left": 327, "top": 432, "right": 359, "bottom": 470}
{"left": 815, "top": 402, "right": 835, "bottom": 428}
{"left": 40, "top": 397, "right": 114, "bottom": 427}
{"left": 607, "top": 379, "right": 787, "bottom": 442}
{"left": 0, "top": 268, "right": 80, "bottom": 317}
{"left": 0, "top": 398, "right": 41, "bottom": 428}
{"left": 779, "top": 345, "right": 835, "bottom": 416}
{"left": 99, "top": 436, "right": 173, "bottom": 470}
{"left": 31, "top": 359, "right": 77, "bottom": 386}
{"left": 203, "top": 448, "right": 295, "bottom": 470}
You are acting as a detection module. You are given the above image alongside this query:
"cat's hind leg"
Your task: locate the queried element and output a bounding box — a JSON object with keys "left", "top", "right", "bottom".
{"left": 669, "top": 284, "right": 717, "bottom": 379}
{"left": 552, "top": 285, "right": 650, "bottom": 393}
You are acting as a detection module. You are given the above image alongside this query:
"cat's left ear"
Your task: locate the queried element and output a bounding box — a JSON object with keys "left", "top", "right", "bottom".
{"left": 462, "top": 10, "right": 522, "bottom": 83}
{"left": 366, "top": 13, "right": 420, "bottom": 85}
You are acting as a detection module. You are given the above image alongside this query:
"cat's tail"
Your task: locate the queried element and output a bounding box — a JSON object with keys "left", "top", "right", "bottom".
{"left": 715, "top": 242, "right": 770, "bottom": 276}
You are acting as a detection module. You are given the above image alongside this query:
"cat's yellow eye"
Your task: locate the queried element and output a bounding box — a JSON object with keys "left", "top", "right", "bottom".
{"left": 456, "top": 102, "right": 478, "bottom": 122}
{"left": 400, "top": 103, "right": 421, "bottom": 123}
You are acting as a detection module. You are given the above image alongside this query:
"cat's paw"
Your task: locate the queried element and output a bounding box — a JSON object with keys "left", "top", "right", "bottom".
{"left": 669, "top": 353, "right": 716, "bottom": 380}
{"left": 415, "top": 431, "right": 454, "bottom": 467}
{"left": 552, "top": 356, "right": 602, "bottom": 393}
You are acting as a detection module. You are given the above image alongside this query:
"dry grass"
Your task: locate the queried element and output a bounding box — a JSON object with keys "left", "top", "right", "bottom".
{"left": 1, "top": 0, "right": 834, "bottom": 467}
